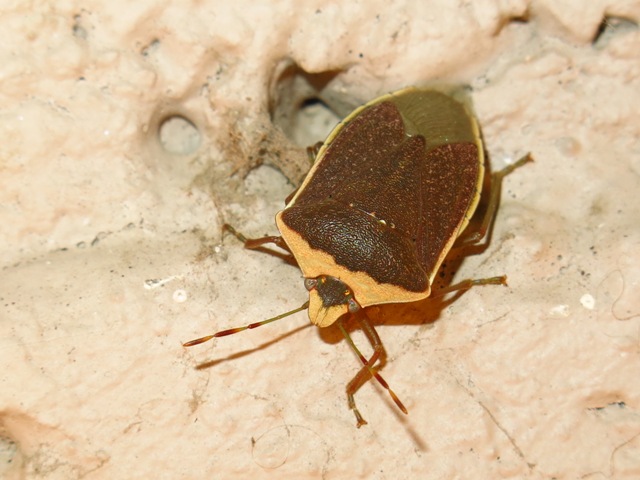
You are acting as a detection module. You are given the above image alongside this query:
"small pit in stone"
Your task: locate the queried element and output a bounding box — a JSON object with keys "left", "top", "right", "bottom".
{"left": 290, "top": 97, "right": 340, "bottom": 148}
{"left": 592, "top": 16, "right": 638, "bottom": 48}
{"left": 158, "top": 115, "right": 201, "bottom": 155}
{"left": 269, "top": 62, "right": 344, "bottom": 148}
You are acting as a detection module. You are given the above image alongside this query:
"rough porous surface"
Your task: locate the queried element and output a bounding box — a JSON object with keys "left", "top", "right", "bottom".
{"left": 1, "top": 1, "right": 640, "bottom": 479}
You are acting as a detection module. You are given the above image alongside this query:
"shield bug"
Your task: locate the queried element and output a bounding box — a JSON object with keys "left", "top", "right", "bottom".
{"left": 184, "top": 86, "right": 531, "bottom": 427}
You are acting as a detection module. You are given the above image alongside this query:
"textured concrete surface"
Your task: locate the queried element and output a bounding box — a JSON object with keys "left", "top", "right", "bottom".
{"left": 1, "top": 1, "right": 640, "bottom": 479}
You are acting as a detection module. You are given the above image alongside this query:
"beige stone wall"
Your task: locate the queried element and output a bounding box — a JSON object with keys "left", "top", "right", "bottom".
{"left": 1, "top": 0, "right": 639, "bottom": 478}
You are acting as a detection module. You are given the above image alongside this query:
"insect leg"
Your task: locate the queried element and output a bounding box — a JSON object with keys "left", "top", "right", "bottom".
{"left": 223, "top": 223, "right": 291, "bottom": 251}
{"left": 454, "top": 153, "right": 532, "bottom": 251}
{"left": 337, "top": 314, "right": 408, "bottom": 427}
{"left": 306, "top": 141, "right": 324, "bottom": 162}
{"left": 432, "top": 275, "right": 507, "bottom": 298}
{"left": 356, "top": 314, "right": 408, "bottom": 415}
{"left": 222, "top": 223, "right": 296, "bottom": 264}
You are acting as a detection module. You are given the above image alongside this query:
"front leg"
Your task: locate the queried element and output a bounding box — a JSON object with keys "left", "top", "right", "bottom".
{"left": 336, "top": 313, "right": 408, "bottom": 427}
{"left": 223, "top": 223, "right": 296, "bottom": 263}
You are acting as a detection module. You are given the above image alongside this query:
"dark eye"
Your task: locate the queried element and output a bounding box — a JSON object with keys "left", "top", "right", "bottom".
{"left": 347, "top": 298, "right": 360, "bottom": 313}
{"left": 304, "top": 278, "right": 318, "bottom": 291}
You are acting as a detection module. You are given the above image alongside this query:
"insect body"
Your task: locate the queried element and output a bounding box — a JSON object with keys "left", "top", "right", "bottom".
{"left": 184, "top": 87, "right": 531, "bottom": 427}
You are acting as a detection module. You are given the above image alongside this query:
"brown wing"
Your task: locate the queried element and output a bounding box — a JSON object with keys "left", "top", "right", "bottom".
{"left": 281, "top": 94, "right": 481, "bottom": 292}
{"left": 413, "top": 141, "right": 480, "bottom": 281}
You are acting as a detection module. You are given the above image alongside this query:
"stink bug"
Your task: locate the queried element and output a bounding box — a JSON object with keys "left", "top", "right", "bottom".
{"left": 184, "top": 86, "right": 531, "bottom": 427}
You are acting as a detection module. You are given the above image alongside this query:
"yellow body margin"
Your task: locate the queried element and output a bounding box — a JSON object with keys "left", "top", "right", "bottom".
{"left": 276, "top": 216, "right": 430, "bottom": 313}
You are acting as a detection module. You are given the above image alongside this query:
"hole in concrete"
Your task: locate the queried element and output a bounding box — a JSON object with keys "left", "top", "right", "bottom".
{"left": 592, "top": 16, "right": 638, "bottom": 48}
{"left": 269, "top": 61, "right": 345, "bottom": 148}
{"left": 290, "top": 97, "right": 340, "bottom": 148}
{"left": 72, "top": 14, "right": 88, "bottom": 40}
{"left": 141, "top": 39, "right": 161, "bottom": 57}
{"left": 244, "top": 164, "right": 292, "bottom": 200}
{"left": 157, "top": 115, "right": 201, "bottom": 155}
